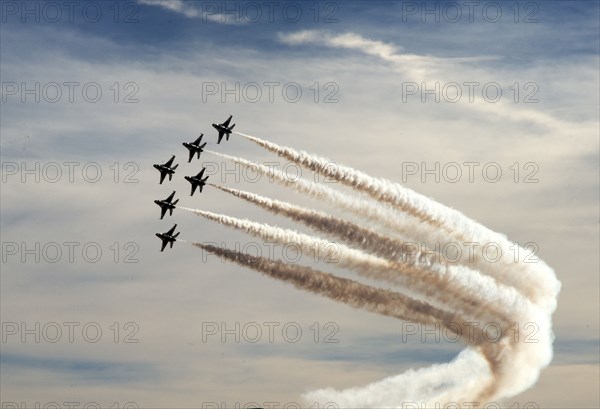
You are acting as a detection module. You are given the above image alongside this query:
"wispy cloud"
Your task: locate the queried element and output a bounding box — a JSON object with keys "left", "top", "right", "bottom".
{"left": 277, "top": 29, "right": 598, "bottom": 138}
{"left": 278, "top": 30, "right": 438, "bottom": 79}
{"left": 138, "top": 0, "right": 199, "bottom": 18}
{"left": 1, "top": 352, "right": 158, "bottom": 383}
{"left": 278, "top": 30, "right": 497, "bottom": 69}
{"left": 280, "top": 31, "right": 404, "bottom": 61}
{"left": 137, "top": 0, "right": 247, "bottom": 24}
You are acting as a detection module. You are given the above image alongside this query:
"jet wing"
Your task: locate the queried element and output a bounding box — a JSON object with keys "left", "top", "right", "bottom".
{"left": 160, "top": 239, "right": 168, "bottom": 252}
{"left": 187, "top": 150, "right": 195, "bottom": 163}
{"left": 166, "top": 224, "right": 177, "bottom": 236}
{"left": 217, "top": 131, "right": 225, "bottom": 144}
{"left": 164, "top": 155, "right": 175, "bottom": 167}
{"left": 197, "top": 168, "right": 206, "bottom": 178}
{"left": 194, "top": 134, "right": 204, "bottom": 145}
{"left": 222, "top": 115, "right": 232, "bottom": 127}
{"left": 159, "top": 171, "right": 167, "bottom": 184}
{"left": 160, "top": 207, "right": 168, "bottom": 220}
{"left": 166, "top": 191, "right": 176, "bottom": 202}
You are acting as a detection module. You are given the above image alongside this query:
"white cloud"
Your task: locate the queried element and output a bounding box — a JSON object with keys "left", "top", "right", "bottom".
{"left": 138, "top": 0, "right": 199, "bottom": 18}
{"left": 277, "top": 30, "right": 598, "bottom": 155}
{"left": 137, "top": 0, "right": 247, "bottom": 24}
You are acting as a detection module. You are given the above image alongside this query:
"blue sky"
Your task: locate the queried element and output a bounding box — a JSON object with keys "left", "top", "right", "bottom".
{"left": 1, "top": 1, "right": 599, "bottom": 407}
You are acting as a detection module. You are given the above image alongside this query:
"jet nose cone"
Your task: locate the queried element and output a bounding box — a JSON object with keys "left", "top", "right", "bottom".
{"left": 154, "top": 200, "right": 159, "bottom": 204}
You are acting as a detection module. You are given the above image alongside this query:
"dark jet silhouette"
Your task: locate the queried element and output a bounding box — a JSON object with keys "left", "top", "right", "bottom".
{"left": 154, "top": 191, "right": 179, "bottom": 220}
{"left": 185, "top": 168, "right": 209, "bottom": 196}
{"left": 212, "top": 114, "right": 235, "bottom": 144}
{"left": 156, "top": 224, "right": 180, "bottom": 252}
{"left": 154, "top": 155, "right": 178, "bottom": 184}
{"left": 183, "top": 134, "right": 207, "bottom": 163}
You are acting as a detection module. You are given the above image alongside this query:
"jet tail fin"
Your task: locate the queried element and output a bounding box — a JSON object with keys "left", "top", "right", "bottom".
{"left": 173, "top": 232, "right": 180, "bottom": 239}
{"left": 172, "top": 164, "right": 179, "bottom": 170}
{"left": 230, "top": 124, "right": 235, "bottom": 130}
{"left": 173, "top": 199, "right": 179, "bottom": 206}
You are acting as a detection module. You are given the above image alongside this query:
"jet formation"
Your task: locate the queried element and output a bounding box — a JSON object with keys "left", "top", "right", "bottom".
{"left": 154, "top": 115, "right": 235, "bottom": 251}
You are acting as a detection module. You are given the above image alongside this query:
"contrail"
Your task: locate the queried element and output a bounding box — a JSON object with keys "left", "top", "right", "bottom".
{"left": 208, "top": 183, "right": 515, "bottom": 324}
{"left": 236, "top": 132, "right": 444, "bottom": 227}
{"left": 179, "top": 206, "right": 396, "bottom": 280}
{"left": 210, "top": 183, "right": 413, "bottom": 261}
{"left": 206, "top": 149, "right": 545, "bottom": 305}
{"left": 193, "top": 242, "right": 506, "bottom": 381}
{"left": 180, "top": 205, "right": 525, "bottom": 331}
{"left": 305, "top": 347, "right": 493, "bottom": 407}
{"left": 197, "top": 135, "right": 559, "bottom": 406}
{"left": 193, "top": 242, "right": 473, "bottom": 339}
{"left": 235, "top": 133, "right": 561, "bottom": 311}
{"left": 191, "top": 239, "right": 531, "bottom": 406}
{"left": 182, "top": 204, "right": 543, "bottom": 402}
{"left": 206, "top": 150, "right": 438, "bottom": 244}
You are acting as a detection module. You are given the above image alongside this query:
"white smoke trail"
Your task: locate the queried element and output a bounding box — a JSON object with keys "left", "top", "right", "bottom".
{"left": 193, "top": 242, "right": 472, "bottom": 340}
{"left": 181, "top": 205, "right": 535, "bottom": 334}
{"left": 209, "top": 183, "right": 416, "bottom": 260}
{"left": 208, "top": 184, "right": 518, "bottom": 324}
{"left": 207, "top": 149, "right": 557, "bottom": 313}
{"left": 179, "top": 205, "right": 395, "bottom": 278}
{"left": 186, "top": 205, "right": 553, "bottom": 405}
{"left": 205, "top": 150, "right": 432, "bottom": 243}
{"left": 192, "top": 240, "right": 516, "bottom": 402}
{"left": 236, "top": 133, "right": 561, "bottom": 313}
{"left": 305, "top": 348, "right": 492, "bottom": 407}
{"left": 200, "top": 134, "right": 561, "bottom": 406}
{"left": 193, "top": 241, "right": 528, "bottom": 404}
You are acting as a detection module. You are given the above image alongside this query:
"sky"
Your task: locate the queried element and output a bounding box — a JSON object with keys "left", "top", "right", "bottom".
{"left": 1, "top": 0, "right": 599, "bottom": 407}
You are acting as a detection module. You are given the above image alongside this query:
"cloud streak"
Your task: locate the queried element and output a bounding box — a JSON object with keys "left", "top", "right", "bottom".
{"left": 138, "top": 0, "right": 247, "bottom": 24}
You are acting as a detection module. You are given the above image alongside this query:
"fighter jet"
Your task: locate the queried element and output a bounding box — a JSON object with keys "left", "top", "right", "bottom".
{"left": 154, "top": 155, "right": 178, "bottom": 184}
{"left": 183, "top": 134, "right": 207, "bottom": 163}
{"left": 185, "top": 168, "right": 209, "bottom": 196}
{"left": 156, "top": 224, "right": 180, "bottom": 252}
{"left": 212, "top": 114, "right": 235, "bottom": 144}
{"left": 154, "top": 191, "right": 179, "bottom": 220}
